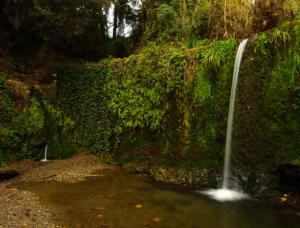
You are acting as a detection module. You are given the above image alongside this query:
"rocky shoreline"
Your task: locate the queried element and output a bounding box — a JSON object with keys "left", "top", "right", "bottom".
{"left": 123, "top": 161, "right": 300, "bottom": 213}
{"left": 0, "top": 153, "right": 110, "bottom": 227}
{"left": 0, "top": 153, "right": 299, "bottom": 226}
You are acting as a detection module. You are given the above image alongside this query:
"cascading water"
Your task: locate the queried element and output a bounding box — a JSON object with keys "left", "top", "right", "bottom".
{"left": 200, "top": 39, "right": 249, "bottom": 201}
{"left": 223, "top": 38, "right": 249, "bottom": 189}
{"left": 41, "top": 144, "right": 48, "bottom": 162}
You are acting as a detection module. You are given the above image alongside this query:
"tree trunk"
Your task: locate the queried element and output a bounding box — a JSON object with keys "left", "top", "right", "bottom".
{"left": 113, "top": 3, "right": 118, "bottom": 39}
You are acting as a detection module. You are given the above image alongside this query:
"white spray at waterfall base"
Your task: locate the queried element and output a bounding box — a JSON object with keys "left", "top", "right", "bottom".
{"left": 199, "top": 39, "right": 249, "bottom": 201}
{"left": 201, "top": 189, "right": 247, "bottom": 201}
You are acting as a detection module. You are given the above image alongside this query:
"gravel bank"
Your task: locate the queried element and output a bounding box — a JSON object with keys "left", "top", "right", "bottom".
{"left": 0, "top": 153, "right": 110, "bottom": 227}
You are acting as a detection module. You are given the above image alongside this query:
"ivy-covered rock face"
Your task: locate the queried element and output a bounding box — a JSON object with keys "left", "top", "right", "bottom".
{"left": 0, "top": 75, "right": 75, "bottom": 164}
{"left": 58, "top": 22, "right": 300, "bottom": 184}
{"left": 57, "top": 39, "right": 238, "bottom": 171}
{"left": 0, "top": 75, "right": 15, "bottom": 126}
{"left": 0, "top": 75, "right": 17, "bottom": 154}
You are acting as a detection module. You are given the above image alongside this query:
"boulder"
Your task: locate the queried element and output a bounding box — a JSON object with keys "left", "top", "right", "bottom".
{"left": 0, "top": 170, "right": 18, "bottom": 181}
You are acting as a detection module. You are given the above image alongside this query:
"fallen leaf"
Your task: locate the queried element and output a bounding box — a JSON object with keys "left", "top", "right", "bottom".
{"left": 153, "top": 217, "right": 161, "bottom": 223}
{"left": 97, "top": 214, "right": 104, "bottom": 218}
{"left": 280, "top": 197, "right": 288, "bottom": 202}
{"left": 135, "top": 204, "right": 143, "bottom": 209}
{"left": 280, "top": 194, "right": 289, "bottom": 203}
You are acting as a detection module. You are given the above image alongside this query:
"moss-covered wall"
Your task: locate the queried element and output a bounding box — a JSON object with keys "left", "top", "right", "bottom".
{"left": 58, "top": 22, "right": 300, "bottom": 175}
{"left": 0, "top": 74, "right": 74, "bottom": 163}
{"left": 58, "top": 40, "right": 236, "bottom": 169}
{"left": 57, "top": 63, "right": 111, "bottom": 153}
{"left": 234, "top": 23, "right": 300, "bottom": 174}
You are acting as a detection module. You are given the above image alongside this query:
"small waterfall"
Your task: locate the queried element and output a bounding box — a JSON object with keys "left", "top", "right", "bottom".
{"left": 200, "top": 39, "right": 249, "bottom": 201}
{"left": 41, "top": 144, "right": 48, "bottom": 162}
{"left": 222, "top": 38, "right": 249, "bottom": 189}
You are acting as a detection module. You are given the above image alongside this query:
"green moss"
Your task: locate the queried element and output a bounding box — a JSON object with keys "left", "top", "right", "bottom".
{"left": 232, "top": 22, "right": 300, "bottom": 171}
{"left": 57, "top": 41, "right": 235, "bottom": 167}
{"left": 56, "top": 22, "right": 300, "bottom": 173}
{"left": 0, "top": 82, "right": 74, "bottom": 161}
{"left": 107, "top": 44, "right": 186, "bottom": 134}
{"left": 58, "top": 62, "right": 112, "bottom": 153}
{"left": 0, "top": 149, "right": 6, "bottom": 166}
{"left": 0, "top": 75, "right": 15, "bottom": 125}
{"left": 13, "top": 98, "right": 45, "bottom": 138}
{"left": 290, "top": 158, "right": 300, "bottom": 165}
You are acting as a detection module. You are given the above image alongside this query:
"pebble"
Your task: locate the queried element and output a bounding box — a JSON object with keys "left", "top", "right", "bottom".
{"left": 0, "top": 184, "right": 57, "bottom": 227}
{"left": 0, "top": 154, "right": 107, "bottom": 227}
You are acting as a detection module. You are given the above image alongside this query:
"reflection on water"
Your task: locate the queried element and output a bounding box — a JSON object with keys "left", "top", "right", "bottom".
{"left": 17, "top": 169, "right": 300, "bottom": 228}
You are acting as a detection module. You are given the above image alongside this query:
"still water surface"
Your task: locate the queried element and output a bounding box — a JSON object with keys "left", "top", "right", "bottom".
{"left": 17, "top": 169, "right": 300, "bottom": 228}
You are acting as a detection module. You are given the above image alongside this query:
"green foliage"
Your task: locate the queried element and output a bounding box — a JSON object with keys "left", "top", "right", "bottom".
{"left": 58, "top": 44, "right": 187, "bottom": 152}
{"left": 183, "top": 39, "right": 236, "bottom": 159}
{"left": 269, "top": 28, "right": 291, "bottom": 45}
{"left": 34, "top": 0, "right": 109, "bottom": 58}
{"left": 193, "top": 67, "right": 212, "bottom": 104}
{"left": 13, "top": 98, "right": 45, "bottom": 138}
{"left": 107, "top": 44, "right": 185, "bottom": 134}
{"left": 0, "top": 0, "right": 141, "bottom": 58}
{"left": 57, "top": 40, "right": 233, "bottom": 165}
{"left": 194, "top": 39, "right": 236, "bottom": 72}
{"left": 1, "top": 0, "right": 299, "bottom": 60}
{"left": 56, "top": 21, "right": 300, "bottom": 171}
{"left": 156, "top": 4, "right": 182, "bottom": 42}
{"left": 0, "top": 76, "right": 17, "bottom": 151}
{"left": 145, "top": 4, "right": 182, "bottom": 43}
{"left": 229, "top": 22, "right": 300, "bottom": 169}
{"left": 262, "top": 24, "right": 300, "bottom": 164}
{"left": 0, "top": 83, "right": 74, "bottom": 161}
{"left": 0, "top": 75, "right": 15, "bottom": 125}
{"left": 0, "top": 126, "right": 16, "bottom": 149}
{"left": 255, "top": 25, "right": 291, "bottom": 54}
{"left": 36, "top": 98, "right": 75, "bottom": 159}
{"left": 0, "top": 149, "right": 6, "bottom": 166}
{"left": 58, "top": 63, "right": 112, "bottom": 153}
{"left": 255, "top": 33, "right": 269, "bottom": 56}
{"left": 186, "top": 39, "right": 209, "bottom": 49}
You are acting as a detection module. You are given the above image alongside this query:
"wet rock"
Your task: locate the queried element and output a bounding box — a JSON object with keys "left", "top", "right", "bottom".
{"left": 230, "top": 168, "right": 276, "bottom": 196}
{"left": 278, "top": 164, "right": 300, "bottom": 191}
{"left": 150, "top": 167, "right": 217, "bottom": 186}
{"left": 123, "top": 162, "right": 150, "bottom": 174}
{"left": 0, "top": 170, "right": 18, "bottom": 181}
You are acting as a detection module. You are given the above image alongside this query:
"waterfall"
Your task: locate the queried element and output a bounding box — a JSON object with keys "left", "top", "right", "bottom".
{"left": 222, "top": 38, "right": 249, "bottom": 189}
{"left": 200, "top": 39, "right": 249, "bottom": 201}
{"left": 41, "top": 144, "right": 48, "bottom": 162}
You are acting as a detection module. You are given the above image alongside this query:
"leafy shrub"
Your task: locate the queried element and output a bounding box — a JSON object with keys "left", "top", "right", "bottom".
{"left": 199, "top": 39, "right": 236, "bottom": 72}
{"left": 145, "top": 4, "right": 182, "bottom": 43}
{"left": 13, "top": 98, "right": 45, "bottom": 139}
{"left": 0, "top": 149, "right": 6, "bottom": 166}
{"left": 0, "top": 75, "right": 15, "bottom": 126}
{"left": 107, "top": 44, "right": 185, "bottom": 134}
{"left": 57, "top": 22, "right": 300, "bottom": 170}
{"left": 58, "top": 63, "right": 111, "bottom": 153}
{"left": 0, "top": 87, "right": 74, "bottom": 160}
